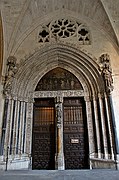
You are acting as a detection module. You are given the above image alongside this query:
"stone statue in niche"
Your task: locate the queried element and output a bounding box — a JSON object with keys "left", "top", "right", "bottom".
{"left": 99, "top": 54, "right": 113, "bottom": 93}
{"left": 3, "top": 56, "right": 18, "bottom": 96}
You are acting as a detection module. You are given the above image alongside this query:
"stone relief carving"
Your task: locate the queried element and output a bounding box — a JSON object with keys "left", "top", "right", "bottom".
{"left": 35, "top": 67, "right": 83, "bottom": 91}
{"left": 99, "top": 54, "right": 113, "bottom": 93}
{"left": 55, "top": 103, "right": 62, "bottom": 128}
{"left": 34, "top": 90, "right": 84, "bottom": 98}
{"left": 3, "top": 56, "right": 18, "bottom": 96}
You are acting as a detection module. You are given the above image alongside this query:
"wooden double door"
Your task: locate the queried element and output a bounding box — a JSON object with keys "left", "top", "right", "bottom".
{"left": 32, "top": 97, "right": 88, "bottom": 170}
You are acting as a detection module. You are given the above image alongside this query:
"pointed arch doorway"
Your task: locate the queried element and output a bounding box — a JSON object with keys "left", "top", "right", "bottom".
{"left": 32, "top": 67, "right": 89, "bottom": 170}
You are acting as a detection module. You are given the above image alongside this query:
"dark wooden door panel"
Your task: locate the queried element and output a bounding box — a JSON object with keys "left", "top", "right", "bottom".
{"left": 32, "top": 98, "right": 55, "bottom": 170}
{"left": 63, "top": 97, "right": 88, "bottom": 169}
{"left": 64, "top": 130, "right": 85, "bottom": 169}
{"left": 32, "top": 130, "right": 55, "bottom": 169}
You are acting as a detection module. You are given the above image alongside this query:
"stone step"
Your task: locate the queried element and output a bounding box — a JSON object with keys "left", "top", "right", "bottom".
{"left": 0, "top": 170, "right": 119, "bottom": 180}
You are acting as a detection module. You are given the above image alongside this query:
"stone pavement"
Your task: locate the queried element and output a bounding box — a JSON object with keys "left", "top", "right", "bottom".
{"left": 0, "top": 169, "right": 119, "bottom": 180}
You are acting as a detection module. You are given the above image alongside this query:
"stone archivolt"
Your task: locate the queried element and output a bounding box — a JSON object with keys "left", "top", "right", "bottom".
{"left": 12, "top": 43, "right": 103, "bottom": 99}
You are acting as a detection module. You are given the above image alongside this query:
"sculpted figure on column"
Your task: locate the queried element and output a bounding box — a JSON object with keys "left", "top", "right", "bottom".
{"left": 3, "top": 56, "right": 18, "bottom": 96}
{"left": 56, "top": 103, "right": 62, "bottom": 128}
{"left": 99, "top": 54, "right": 113, "bottom": 93}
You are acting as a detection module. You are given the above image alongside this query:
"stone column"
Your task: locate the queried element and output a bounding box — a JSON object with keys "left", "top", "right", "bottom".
{"left": 55, "top": 96, "right": 65, "bottom": 170}
{"left": 109, "top": 95, "right": 119, "bottom": 170}
{"left": 8, "top": 99, "right": 15, "bottom": 154}
{"left": 12, "top": 100, "right": 20, "bottom": 157}
{"left": 21, "top": 101, "right": 26, "bottom": 154}
{"left": 22, "top": 102, "right": 27, "bottom": 155}
{"left": 11, "top": 99, "right": 17, "bottom": 158}
{"left": 0, "top": 98, "right": 8, "bottom": 156}
{"left": 3, "top": 97, "right": 13, "bottom": 159}
{"left": 93, "top": 96, "right": 101, "bottom": 158}
{"left": 84, "top": 96, "right": 95, "bottom": 169}
{"left": 98, "top": 93, "right": 108, "bottom": 159}
{"left": 0, "top": 98, "right": 5, "bottom": 146}
{"left": 18, "top": 101, "right": 25, "bottom": 157}
{"left": 104, "top": 93, "right": 114, "bottom": 160}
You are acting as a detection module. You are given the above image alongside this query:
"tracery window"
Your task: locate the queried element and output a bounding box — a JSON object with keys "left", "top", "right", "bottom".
{"left": 38, "top": 19, "right": 90, "bottom": 45}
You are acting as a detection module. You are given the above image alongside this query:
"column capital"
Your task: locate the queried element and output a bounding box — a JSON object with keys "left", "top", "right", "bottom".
{"left": 104, "top": 92, "right": 109, "bottom": 99}
{"left": 55, "top": 96, "right": 63, "bottom": 103}
{"left": 84, "top": 96, "right": 91, "bottom": 102}
{"left": 98, "top": 93, "right": 104, "bottom": 99}
{"left": 92, "top": 94, "right": 98, "bottom": 101}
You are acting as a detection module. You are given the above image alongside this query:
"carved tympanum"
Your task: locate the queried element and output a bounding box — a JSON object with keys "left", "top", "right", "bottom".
{"left": 35, "top": 68, "right": 83, "bottom": 91}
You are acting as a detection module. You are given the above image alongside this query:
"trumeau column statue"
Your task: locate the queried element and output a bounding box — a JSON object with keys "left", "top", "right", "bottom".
{"left": 55, "top": 96, "right": 65, "bottom": 170}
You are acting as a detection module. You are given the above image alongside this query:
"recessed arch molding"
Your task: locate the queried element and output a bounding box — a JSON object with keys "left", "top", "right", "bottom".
{"left": 1, "top": 43, "right": 116, "bottom": 170}
{"left": 9, "top": 43, "right": 105, "bottom": 100}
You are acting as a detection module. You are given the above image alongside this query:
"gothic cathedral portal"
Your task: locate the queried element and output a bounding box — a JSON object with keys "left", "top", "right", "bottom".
{"left": 0, "top": 45, "right": 116, "bottom": 170}
{"left": 32, "top": 68, "right": 89, "bottom": 170}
